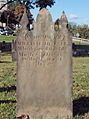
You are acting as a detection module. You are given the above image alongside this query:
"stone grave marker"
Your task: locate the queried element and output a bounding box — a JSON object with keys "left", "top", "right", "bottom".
{"left": 12, "top": 40, "right": 16, "bottom": 62}
{"left": 16, "top": 8, "right": 72, "bottom": 119}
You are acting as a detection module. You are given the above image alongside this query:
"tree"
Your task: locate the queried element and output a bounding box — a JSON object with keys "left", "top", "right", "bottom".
{"left": 77, "top": 25, "right": 89, "bottom": 39}
{"left": 0, "top": 0, "right": 34, "bottom": 10}
{"left": 35, "top": 0, "right": 55, "bottom": 10}
{"left": 68, "top": 23, "right": 77, "bottom": 36}
{"left": 14, "top": 5, "right": 24, "bottom": 23}
{"left": 68, "top": 24, "right": 89, "bottom": 39}
{"left": 14, "top": 5, "right": 33, "bottom": 29}
{"left": 0, "top": 10, "right": 18, "bottom": 30}
{"left": 0, "top": 0, "right": 55, "bottom": 30}
{"left": 0, "top": 10, "right": 18, "bottom": 29}
{"left": 72, "top": 25, "right": 77, "bottom": 37}
{"left": 7, "top": 1, "right": 21, "bottom": 11}
{"left": 0, "top": 0, "right": 34, "bottom": 29}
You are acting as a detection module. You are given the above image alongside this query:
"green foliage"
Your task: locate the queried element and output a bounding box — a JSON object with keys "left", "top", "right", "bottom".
{"left": 35, "top": 0, "right": 55, "bottom": 10}
{"left": 14, "top": 5, "right": 24, "bottom": 23}
{"left": 7, "top": 1, "right": 21, "bottom": 11}
{"left": 55, "top": 19, "right": 60, "bottom": 31}
{"left": 73, "top": 115, "right": 82, "bottom": 119}
{"left": 0, "top": 53, "right": 16, "bottom": 119}
{"left": 5, "top": 0, "right": 34, "bottom": 10}
{"left": 0, "top": 1, "right": 34, "bottom": 29}
{"left": 73, "top": 41, "right": 89, "bottom": 45}
{"left": 0, "top": 0, "right": 56, "bottom": 11}
{"left": 54, "top": 24, "right": 59, "bottom": 31}
{"left": 77, "top": 25, "right": 89, "bottom": 39}
{"left": 0, "top": 103, "right": 16, "bottom": 119}
{"left": 0, "top": 0, "right": 55, "bottom": 29}
{"left": 7, "top": 1, "right": 25, "bottom": 24}
{"left": 72, "top": 25, "right": 77, "bottom": 37}
{"left": 73, "top": 57, "right": 89, "bottom": 100}
{"left": 68, "top": 23, "right": 89, "bottom": 39}
{"left": 68, "top": 24, "right": 77, "bottom": 37}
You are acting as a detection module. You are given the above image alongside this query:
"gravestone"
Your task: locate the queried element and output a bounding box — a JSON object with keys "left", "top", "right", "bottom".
{"left": 16, "top": 8, "right": 72, "bottom": 119}
{"left": 12, "top": 40, "right": 16, "bottom": 62}
{"left": 0, "top": 41, "right": 11, "bottom": 52}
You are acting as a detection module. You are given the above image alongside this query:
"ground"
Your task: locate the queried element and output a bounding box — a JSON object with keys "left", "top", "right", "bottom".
{"left": 73, "top": 57, "right": 89, "bottom": 119}
{"left": 0, "top": 52, "right": 16, "bottom": 119}
{"left": 0, "top": 35, "right": 16, "bottom": 42}
{"left": 0, "top": 52, "right": 89, "bottom": 119}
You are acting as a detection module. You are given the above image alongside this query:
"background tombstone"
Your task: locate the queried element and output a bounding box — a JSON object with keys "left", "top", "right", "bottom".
{"left": 0, "top": 41, "right": 11, "bottom": 52}
{"left": 16, "top": 8, "right": 72, "bottom": 119}
{"left": 12, "top": 40, "right": 16, "bottom": 62}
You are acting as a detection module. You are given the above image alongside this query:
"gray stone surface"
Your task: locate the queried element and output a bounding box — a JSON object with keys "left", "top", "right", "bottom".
{"left": 16, "top": 8, "right": 72, "bottom": 119}
{"left": 12, "top": 40, "right": 16, "bottom": 62}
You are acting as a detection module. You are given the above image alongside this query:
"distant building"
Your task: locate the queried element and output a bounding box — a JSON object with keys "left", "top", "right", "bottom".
{"left": 0, "top": 0, "right": 7, "bottom": 12}
{"left": 0, "top": 0, "right": 7, "bottom": 28}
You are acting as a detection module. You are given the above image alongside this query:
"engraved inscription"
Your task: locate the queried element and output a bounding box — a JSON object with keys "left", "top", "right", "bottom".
{"left": 17, "top": 35, "right": 70, "bottom": 66}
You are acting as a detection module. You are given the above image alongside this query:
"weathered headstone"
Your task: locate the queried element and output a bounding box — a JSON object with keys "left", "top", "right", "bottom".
{"left": 0, "top": 41, "right": 11, "bottom": 52}
{"left": 12, "top": 40, "right": 16, "bottom": 62}
{"left": 16, "top": 8, "right": 72, "bottom": 119}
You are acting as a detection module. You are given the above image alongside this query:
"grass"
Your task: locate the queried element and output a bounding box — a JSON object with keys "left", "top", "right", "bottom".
{"left": 0, "top": 35, "right": 16, "bottom": 42}
{"left": 0, "top": 53, "right": 89, "bottom": 119}
{"left": 0, "top": 52, "right": 16, "bottom": 119}
{"left": 73, "top": 41, "right": 89, "bottom": 45}
{"left": 73, "top": 57, "right": 89, "bottom": 119}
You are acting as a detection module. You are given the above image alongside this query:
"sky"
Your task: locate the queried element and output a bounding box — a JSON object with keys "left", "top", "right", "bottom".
{"left": 31, "top": 0, "right": 89, "bottom": 26}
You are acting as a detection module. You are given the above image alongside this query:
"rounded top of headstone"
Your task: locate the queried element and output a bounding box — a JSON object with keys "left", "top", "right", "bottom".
{"left": 38, "top": 8, "right": 50, "bottom": 15}
{"left": 36, "top": 8, "right": 52, "bottom": 22}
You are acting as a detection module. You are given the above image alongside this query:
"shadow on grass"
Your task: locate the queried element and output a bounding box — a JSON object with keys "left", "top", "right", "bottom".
{"left": 0, "top": 86, "right": 16, "bottom": 92}
{"left": 0, "top": 100, "right": 16, "bottom": 104}
{"left": 0, "top": 52, "right": 11, "bottom": 56}
{"left": 0, "top": 61, "right": 12, "bottom": 63}
{"left": 73, "top": 96, "right": 89, "bottom": 117}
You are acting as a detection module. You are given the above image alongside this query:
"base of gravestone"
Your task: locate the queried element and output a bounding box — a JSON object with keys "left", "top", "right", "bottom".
{"left": 17, "top": 109, "right": 72, "bottom": 119}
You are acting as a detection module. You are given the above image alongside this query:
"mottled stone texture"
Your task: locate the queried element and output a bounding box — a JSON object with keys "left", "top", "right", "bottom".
{"left": 16, "top": 8, "right": 72, "bottom": 119}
